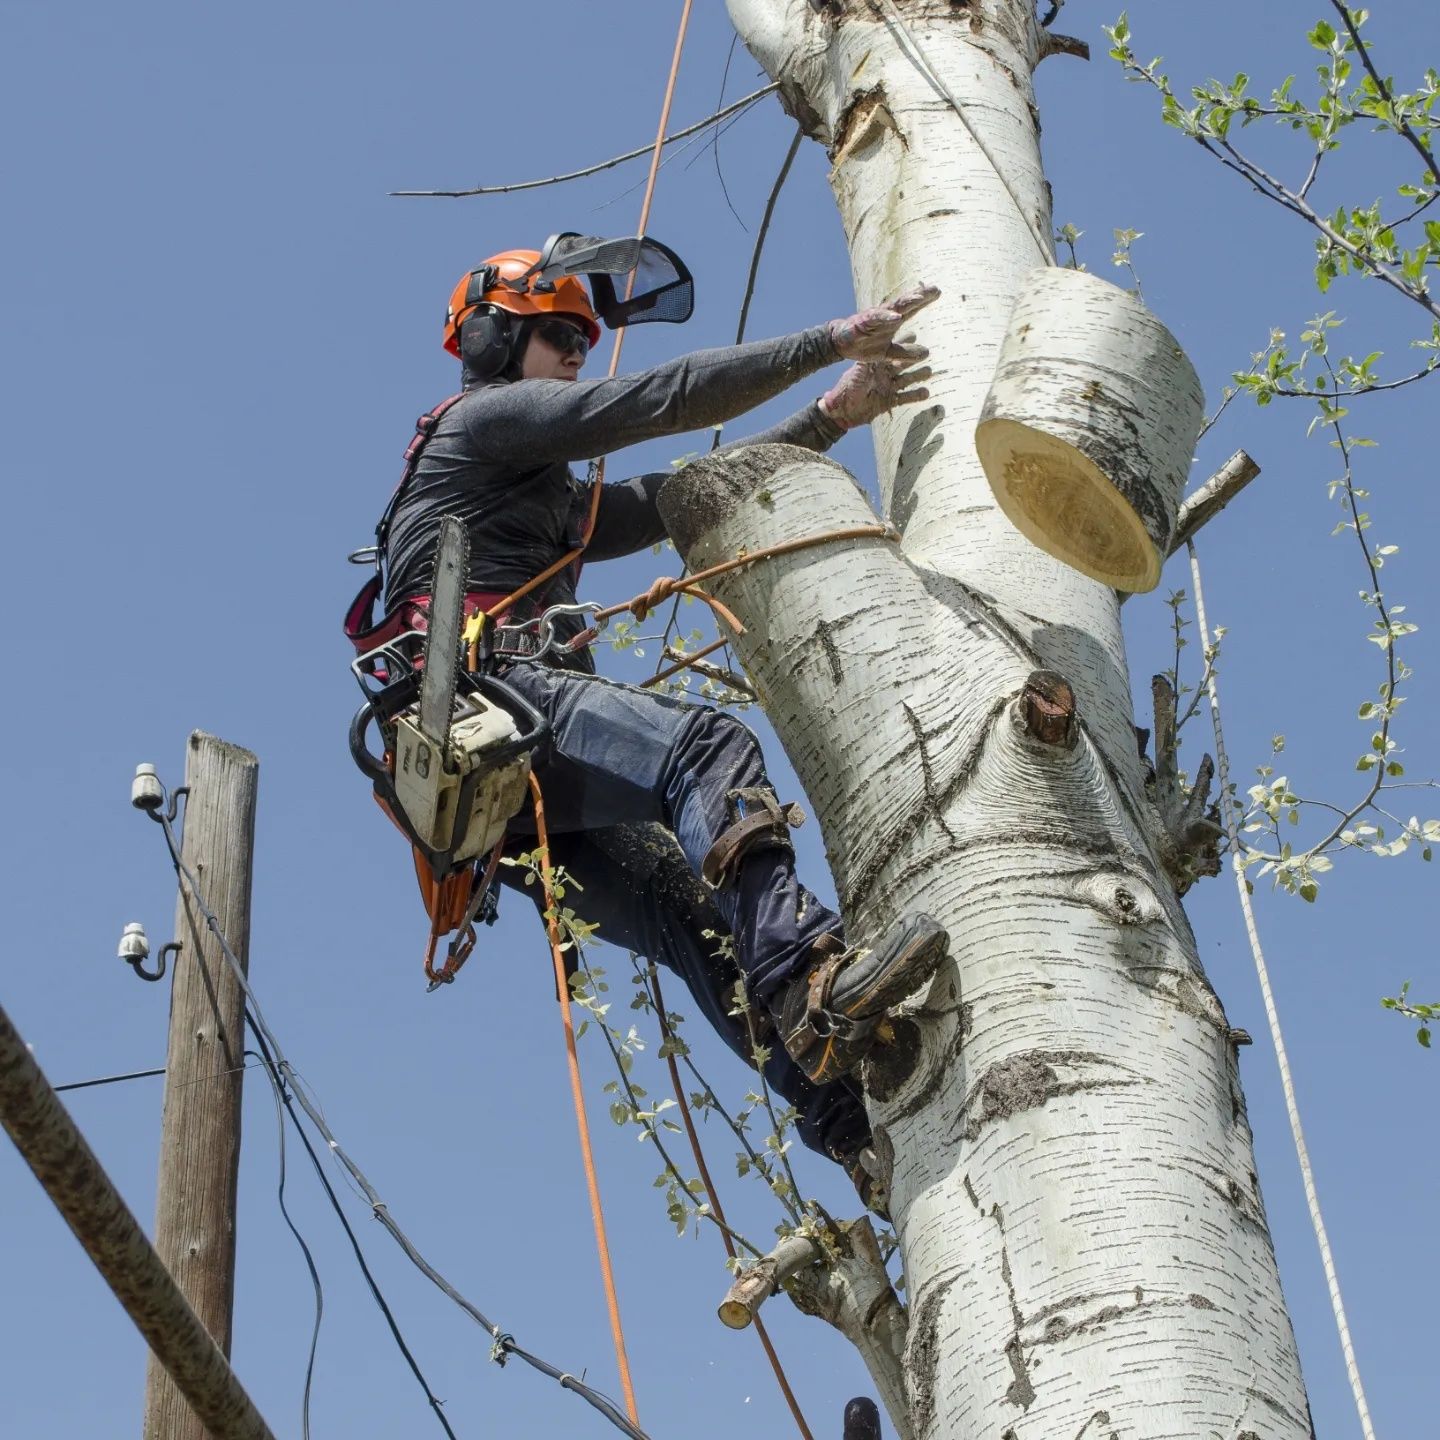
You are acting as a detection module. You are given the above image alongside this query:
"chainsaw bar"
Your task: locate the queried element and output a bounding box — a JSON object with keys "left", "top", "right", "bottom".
{"left": 419, "top": 517, "right": 469, "bottom": 744}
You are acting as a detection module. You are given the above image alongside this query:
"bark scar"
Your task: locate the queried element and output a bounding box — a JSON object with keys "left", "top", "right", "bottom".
{"left": 814, "top": 616, "right": 845, "bottom": 686}
{"left": 830, "top": 86, "right": 906, "bottom": 168}
{"left": 841, "top": 694, "right": 1006, "bottom": 914}
{"left": 904, "top": 1270, "right": 960, "bottom": 1437}
{"left": 979, "top": 1200, "right": 1036, "bottom": 1413}
{"left": 957, "top": 1049, "right": 1147, "bottom": 1143}
{"left": 903, "top": 702, "right": 958, "bottom": 842}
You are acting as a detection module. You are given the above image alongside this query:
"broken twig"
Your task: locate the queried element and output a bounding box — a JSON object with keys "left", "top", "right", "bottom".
{"left": 1168, "top": 449, "right": 1261, "bottom": 556}
{"left": 1144, "top": 675, "right": 1222, "bottom": 894}
{"left": 1039, "top": 31, "right": 1090, "bottom": 62}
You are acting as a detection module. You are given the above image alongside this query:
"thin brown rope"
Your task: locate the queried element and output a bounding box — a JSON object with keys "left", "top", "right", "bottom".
{"left": 648, "top": 966, "right": 815, "bottom": 1440}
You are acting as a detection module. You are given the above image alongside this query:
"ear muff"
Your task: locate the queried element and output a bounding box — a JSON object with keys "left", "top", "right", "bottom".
{"left": 459, "top": 307, "right": 515, "bottom": 381}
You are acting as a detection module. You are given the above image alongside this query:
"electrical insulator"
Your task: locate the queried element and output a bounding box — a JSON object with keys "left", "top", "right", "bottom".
{"left": 118, "top": 922, "right": 150, "bottom": 962}
{"left": 131, "top": 763, "right": 163, "bottom": 811}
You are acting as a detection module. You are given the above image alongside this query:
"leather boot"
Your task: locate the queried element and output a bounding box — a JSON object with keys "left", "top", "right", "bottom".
{"left": 776, "top": 912, "right": 949, "bottom": 1086}
{"left": 836, "top": 1143, "right": 891, "bottom": 1221}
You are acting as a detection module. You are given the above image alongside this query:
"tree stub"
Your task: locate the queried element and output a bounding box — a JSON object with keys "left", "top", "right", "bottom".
{"left": 977, "top": 266, "right": 1204, "bottom": 593}
{"left": 1018, "top": 668, "right": 1078, "bottom": 748}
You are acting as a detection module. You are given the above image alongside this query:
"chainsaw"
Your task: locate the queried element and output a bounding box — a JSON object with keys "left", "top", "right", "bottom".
{"left": 348, "top": 517, "right": 549, "bottom": 884}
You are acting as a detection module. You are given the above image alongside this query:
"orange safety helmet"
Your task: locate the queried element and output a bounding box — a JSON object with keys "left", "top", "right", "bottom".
{"left": 442, "top": 248, "right": 602, "bottom": 358}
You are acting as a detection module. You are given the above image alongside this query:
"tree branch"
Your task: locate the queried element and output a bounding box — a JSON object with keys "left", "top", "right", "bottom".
{"left": 719, "top": 1233, "right": 822, "bottom": 1329}
{"left": 661, "top": 647, "right": 757, "bottom": 699}
{"left": 1143, "top": 676, "right": 1222, "bottom": 895}
{"left": 1168, "top": 449, "right": 1261, "bottom": 555}
{"left": 1038, "top": 31, "right": 1090, "bottom": 63}
{"left": 1269, "top": 360, "right": 1440, "bottom": 397}
{"left": 390, "top": 84, "right": 779, "bottom": 197}
{"left": 1327, "top": 0, "right": 1440, "bottom": 182}
{"left": 786, "top": 1220, "right": 912, "bottom": 1440}
{"left": 1019, "top": 669, "right": 1078, "bottom": 749}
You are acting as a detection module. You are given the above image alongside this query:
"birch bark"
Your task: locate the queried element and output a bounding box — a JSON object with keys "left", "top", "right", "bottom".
{"left": 658, "top": 2, "right": 1314, "bottom": 1435}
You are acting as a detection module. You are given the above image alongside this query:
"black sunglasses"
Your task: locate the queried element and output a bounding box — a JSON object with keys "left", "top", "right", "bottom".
{"left": 531, "top": 317, "right": 591, "bottom": 358}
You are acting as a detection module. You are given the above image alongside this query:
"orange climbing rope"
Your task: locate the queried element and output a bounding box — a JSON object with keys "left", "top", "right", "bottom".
{"left": 465, "top": 0, "right": 696, "bottom": 676}
{"left": 577, "top": 522, "right": 902, "bottom": 679}
{"left": 515, "top": 4, "right": 696, "bottom": 1425}
{"left": 529, "top": 772, "right": 641, "bottom": 1424}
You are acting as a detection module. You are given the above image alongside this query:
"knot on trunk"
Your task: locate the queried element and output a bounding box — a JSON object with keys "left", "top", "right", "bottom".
{"left": 1016, "top": 668, "right": 1078, "bottom": 749}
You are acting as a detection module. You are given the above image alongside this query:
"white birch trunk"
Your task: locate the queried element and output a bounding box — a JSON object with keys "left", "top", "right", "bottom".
{"left": 658, "top": 2, "right": 1314, "bottom": 1435}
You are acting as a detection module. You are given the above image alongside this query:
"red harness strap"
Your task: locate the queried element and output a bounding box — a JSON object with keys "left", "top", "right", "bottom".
{"left": 343, "top": 393, "right": 464, "bottom": 656}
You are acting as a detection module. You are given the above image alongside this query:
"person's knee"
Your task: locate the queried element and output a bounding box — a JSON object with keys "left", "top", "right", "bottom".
{"left": 684, "top": 707, "right": 764, "bottom": 769}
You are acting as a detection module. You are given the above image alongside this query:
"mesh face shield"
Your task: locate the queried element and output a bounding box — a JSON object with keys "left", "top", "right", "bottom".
{"left": 530, "top": 232, "right": 695, "bottom": 329}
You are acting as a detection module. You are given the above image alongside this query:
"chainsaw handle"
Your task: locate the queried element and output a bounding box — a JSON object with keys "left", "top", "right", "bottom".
{"left": 349, "top": 702, "right": 390, "bottom": 786}
{"left": 349, "top": 677, "right": 546, "bottom": 790}
{"left": 470, "top": 673, "right": 551, "bottom": 765}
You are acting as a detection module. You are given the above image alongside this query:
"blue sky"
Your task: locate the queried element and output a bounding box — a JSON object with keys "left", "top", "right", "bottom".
{"left": 1, "top": 2, "right": 1435, "bottom": 1437}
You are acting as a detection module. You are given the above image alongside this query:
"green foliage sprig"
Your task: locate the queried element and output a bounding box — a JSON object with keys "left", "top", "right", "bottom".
{"left": 1107, "top": 6, "right": 1438, "bottom": 1040}
{"left": 1381, "top": 981, "right": 1438, "bottom": 1048}
{"left": 1108, "top": 5, "right": 1440, "bottom": 348}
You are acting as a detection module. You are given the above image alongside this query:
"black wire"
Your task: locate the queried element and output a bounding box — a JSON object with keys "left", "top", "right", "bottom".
{"left": 711, "top": 34, "right": 748, "bottom": 230}
{"left": 250, "top": 1048, "right": 325, "bottom": 1440}
{"left": 54, "top": 1065, "right": 166, "bottom": 1092}
{"left": 711, "top": 124, "right": 805, "bottom": 452}
{"left": 245, "top": 1018, "right": 459, "bottom": 1440}
{"left": 53, "top": 1059, "right": 262, "bottom": 1094}
{"left": 149, "top": 801, "right": 653, "bottom": 1440}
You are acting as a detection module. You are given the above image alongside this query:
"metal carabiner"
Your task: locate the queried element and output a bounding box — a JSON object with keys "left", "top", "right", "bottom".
{"left": 496, "top": 602, "right": 605, "bottom": 662}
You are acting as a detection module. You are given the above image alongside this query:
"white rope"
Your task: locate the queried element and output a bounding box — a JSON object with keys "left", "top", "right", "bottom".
{"left": 1187, "top": 539, "right": 1377, "bottom": 1440}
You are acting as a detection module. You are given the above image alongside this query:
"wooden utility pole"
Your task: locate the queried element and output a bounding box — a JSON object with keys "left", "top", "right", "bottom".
{"left": 143, "top": 732, "right": 258, "bottom": 1440}
{"left": 0, "top": 1000, "right": 276, "bottom": 1440}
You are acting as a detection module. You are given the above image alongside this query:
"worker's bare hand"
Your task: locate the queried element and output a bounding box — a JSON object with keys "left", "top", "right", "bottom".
{"left": 827, "top": 282, "right": 941, "bottom": 361}
{"left": 819, "top": 359, "right": 932, "bottom": 429}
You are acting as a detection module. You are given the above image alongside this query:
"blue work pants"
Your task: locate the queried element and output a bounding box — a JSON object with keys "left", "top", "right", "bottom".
{"left": 498, "top": 665, "right": 868, "bottom": 1162}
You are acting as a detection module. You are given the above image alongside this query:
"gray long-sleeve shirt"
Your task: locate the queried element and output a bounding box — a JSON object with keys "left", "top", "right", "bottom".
{"left": 384, "top": 327, "right": 844, "bottom": 625}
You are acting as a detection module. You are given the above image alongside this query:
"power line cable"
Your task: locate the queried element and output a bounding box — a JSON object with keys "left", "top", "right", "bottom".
{"left": 146, "top": 798, "right": 651, "bottom": 1440}
{"left": 390, "top": 85, "right": 777, "bottom": 198}
{"left": 53, "top": 1060, "right": 261, "bottom": 1094}
{"left": 244, "top": 1021, "right": 457, "bottom": 1439}
{"left": 55, "top": 1066, "right": 167, "bottom": 1093}
{"left": 251, "top": 1050, "right": 324, "bottom": 1440}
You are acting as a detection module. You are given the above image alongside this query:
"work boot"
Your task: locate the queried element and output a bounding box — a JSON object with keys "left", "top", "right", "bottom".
{"left": 837, "top": 1143, "right": 891, "bottom": 1221}
{"left": 776, "top": 913, "right": 949, "bottom": 1087}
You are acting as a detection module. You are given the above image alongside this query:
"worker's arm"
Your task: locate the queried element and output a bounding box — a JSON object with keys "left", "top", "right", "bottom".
{"left": 463, "top": 328, "right": 842, "bottom": 466}
{"left": 584, "top": 400, "right": 846, "bottom": 563}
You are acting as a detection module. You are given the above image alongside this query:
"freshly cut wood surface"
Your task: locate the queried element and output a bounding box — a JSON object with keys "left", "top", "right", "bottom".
{"left": 978, "top": 266, "right": 1205, "bottom": 592}
{"left": 975, "top": 418, "right": 1158, "bottom": 591}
